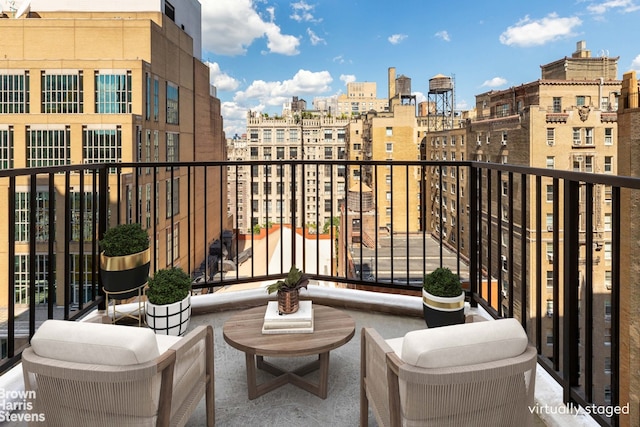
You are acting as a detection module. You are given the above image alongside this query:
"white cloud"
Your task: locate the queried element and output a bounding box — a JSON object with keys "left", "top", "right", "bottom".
{"left": 587, "top": 0, "right": 640, "bottom": 14}
{"left": 413, "top": 91, "right": 427, "bottom": 104}
{"left": 233, "top": 69, "right": 333, "bottom": 106}
{"left": 206, "top": 62, "right": 240, "bottom": 92}
{"left": 307, "top": 28, "right": 325, "bottom": 46}
{"left": 201, "top": 0, "right": 299, "bottom": 56}
{"left": 290, "top": 0, "right": 321, "bottom": 23}
{"left": 340, "top": 74, "right": 356, "bottom": 85}
{"left": 481, "top": 77, "right": 508, "bottom": 88}
{"left": 435, "top": 31, "right": 451, "bottom": 42}
{"left": 222, "top": 101, "right": 255, "bottom": 137}
{"left": 631, "top": 54, "right": 640, "bottom": 72}
{"left": 388, "top": 34, "right": 408, "bottom": 45}
{"left": 499, "top": 13, "right": 582, "bottom": 47}
{"left": 456, "top": 99, "right": 470, "bottom": 110}
{"left": 333, "top": 55, "right": 345, "bottom": 64}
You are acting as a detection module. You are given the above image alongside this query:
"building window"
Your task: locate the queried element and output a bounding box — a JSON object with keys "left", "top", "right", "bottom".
{"left": 604, "top": 300, "right": 612, "bottom": 322}
{"left": 153, "top": 78, "right": 159, "bottom": 121}
{"left": 546, "top": 330, "right": 553, "bottom": 346}
{"left": 145, "top": 73, "right": 151, "bottom": 120}
{"left": 14, "top": 254, "right": 53, "bottom": 305}
{"left": 263, "top": 129, "right": 272, "bottom": 143}
{"left": 42, "top": 71, "right": 83, "bottom": 113}
{"left": 573, "top": 128, "right": 581, "bottom": 145}
{"left": 546, "top": 128, "right": 555, "bottom": 146}
{"left": 71, "top": 191, "right": 97, "bottom": 241}
{"left": 604, "top": 128, "right": 613, "bottom": 145}
{"left": 95, "top": 71, "right": 131, "bottom": 113}
{"left": 546, "top": 271, "right": 554, "bottom": 289}
{"left": 324, "top": 147, "right": 332, "bottom": 159}
{"left": 604, "top": 186, "right": 612, "bottom": 203}
{"left": 385, "top": 142, "right": 393, "bottom": 152}
{"left": 164, "top": 0, "right": 175, "bottom": 20}
{"left": 166, "top": 132, "right": 179, "bottom": 163}
{"left": 166, "top": 178, "right": 180, "bottom": 218}
{"left": 82, "top": 126, "right": 122, "bottom": 169}
{"left": 166, "top": 82, "right": 179, "bottom": 124}
{"left": 173, "top": 223, "right": 180, "bottom": 261}
{"left": 386, "top": 127, "right": 392, "bottom": 136}
{"left": 552, "top": 97, "right": 562, "bottom": 113}
{"left": 546, "top": 156, "right": 554, "bottom": 169}
{"left": 386, "top": 192, "right": 391, "bottom": 201}
{"left": 604, "top": 156, "right": 613, "bottom": 173}
{"left": 576, "top": 96, "right": 586, "bottom": 106}
{"left": 15, "top": 191, "right": 51, "bottom": 242}
{"left": 546, "top": 184, "right": 554, "bottom": 202}
{"left": 0, "top": 126, "right": 14, "bottom": 169}
{"left": 546, "top": 214, "right": 554, "bottom": 232}
{"left": 0, "top": 71, "right": 29, "bottom": 113}
{"left": 604, "top": 213, "right": 612, "bottom": 231}
{"left": 605, "top": 270, "right": 612, "bottom": 290}
{"left": 27, "top": 126, "right": 71, "bottom": 167}
{"left": 585, "top": 155, "right": 593, "bottom": 172}
{"left": 604, "top": 241, "right": 612, "bottom": 261}
{"left": 69, "top": 254, "right": 93, "bottom": 305}
{"left": 585, "top": 128, "right": 593, "bottom": 145}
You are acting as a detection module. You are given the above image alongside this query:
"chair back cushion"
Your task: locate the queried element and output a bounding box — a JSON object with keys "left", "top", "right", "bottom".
{"left": 401, "top": 318, "right": 527, "bottom": 368}
{"left": 31, "top": 320, "right": 160, "bottom": 365}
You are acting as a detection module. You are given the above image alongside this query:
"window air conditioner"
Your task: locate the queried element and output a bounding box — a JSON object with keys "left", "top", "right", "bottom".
{"left": 501, "top": 140, "right": 507, "bottom": 146}
{"left": 547, "top": 309, "right": 553, "bottom": 318}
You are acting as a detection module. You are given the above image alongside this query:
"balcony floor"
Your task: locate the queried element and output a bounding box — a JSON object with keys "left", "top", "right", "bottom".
{"left": 184, "top": 304, "right": 548, "bottom": 427}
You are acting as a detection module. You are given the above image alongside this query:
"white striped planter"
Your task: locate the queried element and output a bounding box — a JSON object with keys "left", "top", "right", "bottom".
{"left": 146, "top": 295, "right": 191, "bottom": 336}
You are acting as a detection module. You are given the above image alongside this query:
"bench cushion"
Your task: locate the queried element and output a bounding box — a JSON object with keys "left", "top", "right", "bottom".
{"left": 399, "top": 318, "right": 528, "bottom": 368}
{"left": 31, "top": 320, "right": 160, "bottom": 365}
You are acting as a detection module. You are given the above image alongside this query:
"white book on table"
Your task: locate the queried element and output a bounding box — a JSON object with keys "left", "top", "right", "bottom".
{"left": 262, "top": 300, "right": 314, "bottom": 333}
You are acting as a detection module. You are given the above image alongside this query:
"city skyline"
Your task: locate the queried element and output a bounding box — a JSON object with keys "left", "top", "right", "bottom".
{"left": 202, "top": 0, "right": 640, "bottom": 137}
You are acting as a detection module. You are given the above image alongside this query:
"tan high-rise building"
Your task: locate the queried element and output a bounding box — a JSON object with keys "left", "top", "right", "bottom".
{"left": 462, "top": 41, "right": 620, "bottom": 407}
{"left": 336, "top": 81, "right": 389, "bottom": 117}
{"left": 0, "top": 0, "right": 226, "bottom": 306}
{"left": 241, "top": 110, "right": 348, "bottom": 234}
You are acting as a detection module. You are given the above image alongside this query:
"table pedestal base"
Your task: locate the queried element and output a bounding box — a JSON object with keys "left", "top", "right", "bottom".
{"left": 245, "top": 352, "right": 330, "bottom": 399}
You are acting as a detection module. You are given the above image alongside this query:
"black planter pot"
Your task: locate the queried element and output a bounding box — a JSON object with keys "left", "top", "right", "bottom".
{"left": 422, "top": 289, "right": 465, "bottom": 328}
{"left": 100, "top": 249, "right": 151, "bottom": 300}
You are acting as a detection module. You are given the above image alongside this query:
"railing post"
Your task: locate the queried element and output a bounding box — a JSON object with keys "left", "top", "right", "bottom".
{"left": 469, "top": 165, "right": 478, "bottom": 307}
{"left": 562, "top": 179, "right": 580, "bottom": 405}
{"left": 98, "top": 166, "right": 109, "bottom": 310}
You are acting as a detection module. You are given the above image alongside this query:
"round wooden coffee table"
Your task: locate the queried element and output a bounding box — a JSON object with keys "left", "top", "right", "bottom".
{"left": 223, "top": 304, "right": 355, "bottom": 399}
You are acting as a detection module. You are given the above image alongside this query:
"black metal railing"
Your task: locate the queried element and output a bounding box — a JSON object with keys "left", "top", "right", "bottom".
{"left": 1, "top": 159, "right": 637, "bottom": 426}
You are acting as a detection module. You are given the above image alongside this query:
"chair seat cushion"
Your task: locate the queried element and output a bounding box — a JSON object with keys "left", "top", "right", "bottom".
{"left": 30, "top": 320, "right": 161, "bottom": 365}
{"left": 398, "top": 318, "right": 528, "bottom": 368}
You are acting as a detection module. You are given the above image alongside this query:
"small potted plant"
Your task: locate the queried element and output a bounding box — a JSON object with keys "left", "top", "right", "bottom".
{"left": 146, "top": 267, "right": 192, "bottom": 336}
{"left": 99, "top": 223, "right": 150, "bottom": 299}
{"left": 422, "top": 267, "right": 465, "bottom": 328}
{"left": 266, "top": 265, "right": 309, "bottom": 314}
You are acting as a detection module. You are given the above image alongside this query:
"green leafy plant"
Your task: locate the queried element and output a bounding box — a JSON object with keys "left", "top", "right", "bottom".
{"left": 423, "top": 267, "right": 462, "bottom": 298}
{"left": 266, "top": 265, "right": 309, "bottom": 294}
{"left": 146, "top": 267, "right": 191, "bottom": 305}
{"left": 100, "top": 223, "right": 150, "bottom": 257}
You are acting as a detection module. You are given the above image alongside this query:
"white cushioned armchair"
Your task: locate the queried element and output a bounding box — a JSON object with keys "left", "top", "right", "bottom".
{"left": 22, "top": 320, "right": 214, "bottom": 427}
{"left": 360, "top": 318, "right": 537, "bottom": 427}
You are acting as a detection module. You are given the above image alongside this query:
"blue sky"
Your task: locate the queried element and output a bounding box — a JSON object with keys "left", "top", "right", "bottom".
{"left": 201, "top": 0, "right": 640, "bottom": 136}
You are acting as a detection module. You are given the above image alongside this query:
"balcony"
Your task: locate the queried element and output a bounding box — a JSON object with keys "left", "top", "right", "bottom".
{"left": 1, "top": 159, "right": 637, "bottom": 426}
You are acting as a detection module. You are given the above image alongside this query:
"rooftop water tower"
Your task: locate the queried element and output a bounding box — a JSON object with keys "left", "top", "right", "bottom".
{"left": 427, "top": 74, "right": 454, "bottom": 131}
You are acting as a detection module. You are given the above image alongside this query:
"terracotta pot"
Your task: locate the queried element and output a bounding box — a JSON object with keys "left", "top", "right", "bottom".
{"left": 277, "top": 289, "right": 299, "bottom": 314}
